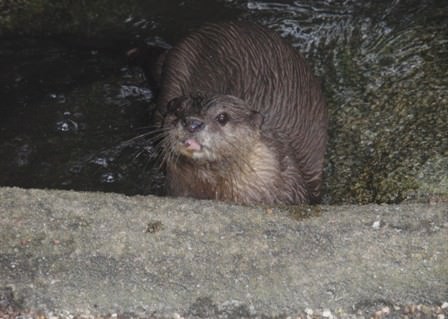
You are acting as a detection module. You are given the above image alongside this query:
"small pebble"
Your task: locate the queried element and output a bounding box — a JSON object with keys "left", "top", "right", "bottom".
{"left": 373, "top": 306, "right": 391, "bottom": 318}
{"left": 372, "top": 220, "right": 381, "bottom": 229}
{"left": 421, "top": 304, "right": 433, "bottom": 315}
{"left": 304, "top": 308, "right": 313, "bottom": 316}
{"left": 322, "top": 309, "right": 333, "bottom": 318}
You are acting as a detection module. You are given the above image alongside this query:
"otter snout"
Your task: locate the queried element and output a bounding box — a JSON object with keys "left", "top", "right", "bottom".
{"left": 182, "top": 117, "right": 205, "bottom": 133}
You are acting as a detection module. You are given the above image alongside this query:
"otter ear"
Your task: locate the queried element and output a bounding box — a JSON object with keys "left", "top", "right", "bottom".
{"left": 167, "top": 96, "right": 188, "bottom": 116}
{"left": 249, "top": 111, "right": 264, "bottom": 128}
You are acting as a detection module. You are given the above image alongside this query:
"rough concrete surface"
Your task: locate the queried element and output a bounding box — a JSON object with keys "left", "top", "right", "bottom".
{"left": 0, "top": 187, "right": 447, "bottom": 318}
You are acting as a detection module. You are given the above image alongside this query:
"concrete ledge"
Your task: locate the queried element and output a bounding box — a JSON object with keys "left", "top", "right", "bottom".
{"left": 0, "top": 187, "right": 447, "bottom": 318}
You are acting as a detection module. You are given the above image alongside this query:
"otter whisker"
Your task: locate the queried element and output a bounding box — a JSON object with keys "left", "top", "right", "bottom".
{"left": 113, "top": 129, "right": 170, "bottom": 155}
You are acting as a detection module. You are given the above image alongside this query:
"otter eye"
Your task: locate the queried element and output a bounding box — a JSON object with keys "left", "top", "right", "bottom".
{"left": 216, "top": 112, "right": 229, "bottom": 126}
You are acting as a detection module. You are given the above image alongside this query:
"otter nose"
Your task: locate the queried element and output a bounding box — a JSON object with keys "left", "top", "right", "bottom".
{"left": 182, "top": 117, "right": 205, "bottom": 133}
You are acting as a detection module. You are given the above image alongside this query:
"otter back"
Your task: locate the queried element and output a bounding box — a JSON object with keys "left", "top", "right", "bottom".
{"left": 157, "top": 22, "right": 328, "bottom": 205}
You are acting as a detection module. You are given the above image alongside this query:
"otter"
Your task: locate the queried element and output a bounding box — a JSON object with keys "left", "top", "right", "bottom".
{"left": 144, "top": 22, "right": 328, "bottom": 205}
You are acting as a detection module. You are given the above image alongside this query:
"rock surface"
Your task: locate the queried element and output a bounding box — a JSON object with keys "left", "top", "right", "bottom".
{"left": 0, "top": 187, "right": 447, "bottom": 318}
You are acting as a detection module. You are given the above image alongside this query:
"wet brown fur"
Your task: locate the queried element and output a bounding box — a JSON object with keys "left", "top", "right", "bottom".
{"left": 155, "top": 22, "right": 328, "bottom": 205}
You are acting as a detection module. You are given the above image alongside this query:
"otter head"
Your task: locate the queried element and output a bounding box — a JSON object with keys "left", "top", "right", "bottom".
{"left": 163, "top": 93, "right": 264, "bottom": 163}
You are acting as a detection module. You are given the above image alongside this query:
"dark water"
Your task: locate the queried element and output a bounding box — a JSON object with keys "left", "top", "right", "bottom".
{"left": 1, "top": 0, "right": 447, "bottom": 203}
{"left": 0, "top": 38, "right": 156, "bottom": 194}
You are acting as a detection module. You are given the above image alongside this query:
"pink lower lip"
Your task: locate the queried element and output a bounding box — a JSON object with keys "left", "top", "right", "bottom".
{"left": 184, "top": 138, "right": 202, "bottom": 151}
